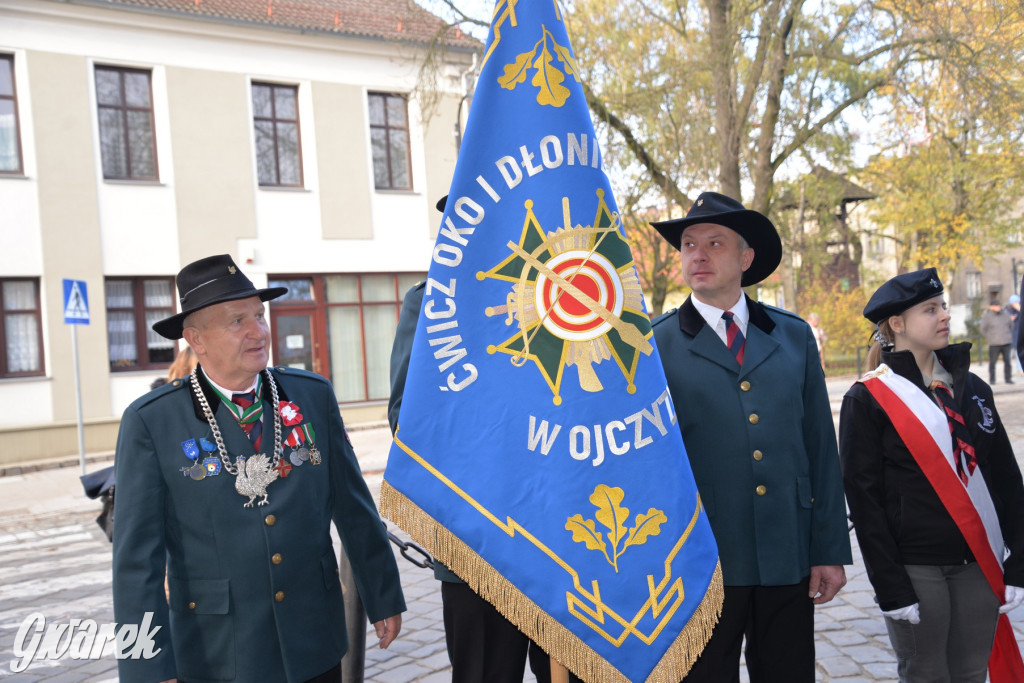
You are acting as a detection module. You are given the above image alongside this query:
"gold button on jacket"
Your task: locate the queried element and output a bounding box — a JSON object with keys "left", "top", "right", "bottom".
{"left": 756, "top": 485, "right": 767, "bottom": 496}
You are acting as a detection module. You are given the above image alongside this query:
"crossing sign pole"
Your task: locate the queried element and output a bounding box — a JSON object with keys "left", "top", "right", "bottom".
{"left": 63, "top": 279, "right": 90, "bottom": 475}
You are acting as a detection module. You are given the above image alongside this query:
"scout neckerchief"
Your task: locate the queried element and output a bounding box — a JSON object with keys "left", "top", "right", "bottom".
{"left": 859, "top": 364, "right": 1024, "bottom": 681}
{"left": 190, "top": 368, "right": 285, "bottom": 509}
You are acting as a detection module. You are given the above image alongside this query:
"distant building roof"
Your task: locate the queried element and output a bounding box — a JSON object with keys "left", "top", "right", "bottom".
{"left": 63, "top": 0, "right": 481, "bottom": 49}
{"left": 775, "top": 165, "right": 877, "bottom": 210}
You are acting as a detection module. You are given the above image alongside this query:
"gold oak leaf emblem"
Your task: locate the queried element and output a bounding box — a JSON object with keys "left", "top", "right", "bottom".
{"left": 497, "top": 24, "right": 580, "bottom": 108}
{"left": 565, "top": 484, "right": 667, "bottom": 572}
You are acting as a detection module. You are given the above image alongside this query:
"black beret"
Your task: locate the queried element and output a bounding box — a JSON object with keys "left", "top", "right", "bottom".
{"left": 863, "top": 267, "right": 944, "bottom": 324}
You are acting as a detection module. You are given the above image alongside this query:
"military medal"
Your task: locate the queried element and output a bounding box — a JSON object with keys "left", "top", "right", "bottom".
{"left": 190, "top": 368, "right": 284, "bottom": 508}
{"left": 181, "top": 439, "right": 200, "bottom": 461}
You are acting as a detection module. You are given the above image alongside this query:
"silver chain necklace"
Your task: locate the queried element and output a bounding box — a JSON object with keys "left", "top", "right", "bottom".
{"left": 190, "top": 368, "right": 284, "bottom": 507}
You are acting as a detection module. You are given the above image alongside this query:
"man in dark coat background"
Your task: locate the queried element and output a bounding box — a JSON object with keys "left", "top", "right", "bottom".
{"left": 650, "top": 193, "right": 852, "bottom": 683}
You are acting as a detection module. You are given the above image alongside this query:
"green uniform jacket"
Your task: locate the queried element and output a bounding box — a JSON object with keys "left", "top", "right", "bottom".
{"left": 652, "top": 296, "right": 852, "bottom": 586}
{"left": 112, "top": 366, "right": 406, "bottom": 682}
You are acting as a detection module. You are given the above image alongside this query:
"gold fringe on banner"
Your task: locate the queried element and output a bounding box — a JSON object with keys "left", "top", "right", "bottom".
{"left": 380, "top": 481, "right": 723, "bottom": 683}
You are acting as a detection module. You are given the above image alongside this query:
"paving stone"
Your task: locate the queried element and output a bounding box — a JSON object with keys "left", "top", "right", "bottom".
{"left": 863, "top": 660, "right": 899, "bottom": 680}
{"left": 843, "top": 644, "right": 892, "bottom": 664}
{"left": 372, "top": 662, "right": 433, "bottom": 682}
{"left": 823, "top": 629, "right": 869, "bottom": 646}
{"left": 817, "top": 654, "right": 864, "bottom": 677}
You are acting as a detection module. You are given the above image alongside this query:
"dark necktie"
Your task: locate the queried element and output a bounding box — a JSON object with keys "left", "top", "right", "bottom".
{"left": 722, "top": 311, "right": 745, "bottom": 365}
{"left": 231, "top": 391, "right": 263, "bottom": 452}
{"left": 929, "top": 381, "right": 977, "bottom": 486}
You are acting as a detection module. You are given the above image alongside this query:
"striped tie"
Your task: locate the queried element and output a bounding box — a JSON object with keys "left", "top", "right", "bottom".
{"left": 722, "top": 311, "right": 745, "bottom": 365}
{"left": 231, "top": 391, "right": 263, "bottom": 452}
{"left": 929, "top": 381, "right": 977, "bottom": 486}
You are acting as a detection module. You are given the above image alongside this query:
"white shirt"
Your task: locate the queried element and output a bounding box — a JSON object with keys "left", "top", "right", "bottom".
{"left": 202, "top": 367, "right": 260, "bottom": 402}
{"left": 691, "top": 293, "right": 749, "bottom": 347}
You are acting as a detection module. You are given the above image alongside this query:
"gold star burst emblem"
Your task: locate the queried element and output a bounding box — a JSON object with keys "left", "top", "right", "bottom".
{"left": 477, "top": 190, "right": 652, "bottom": 405}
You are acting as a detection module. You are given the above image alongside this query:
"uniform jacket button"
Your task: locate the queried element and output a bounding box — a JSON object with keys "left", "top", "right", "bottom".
{"left": 275, "top": 591, "right": 285, "bottom": 602}
{"left": 272, "top": 553, "right": 283, "bottom": 565}
{"left": 748, "top": 413, "right": 759, "bottom": 425}
{"left": 753, "top": 450, "right": 763, "bottom": 461}
{"left": 755, "top": 485, "right": 767, "bottom": 496}
{"left": 740, "top": 380, "right": 751, "bottom": 391}
{"left": 188, "top": 601, "right": 196, "bottom": 610}
{"left": 265, "top": 514, "right": 277, "bottom": 526}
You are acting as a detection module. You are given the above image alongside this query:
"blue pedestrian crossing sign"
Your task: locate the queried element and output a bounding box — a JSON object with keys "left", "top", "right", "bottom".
{"left": 63, "top": 279, "right": 90, "bottom": 325}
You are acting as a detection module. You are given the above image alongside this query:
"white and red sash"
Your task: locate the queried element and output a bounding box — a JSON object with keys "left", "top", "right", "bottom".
{"left": 860, "top": 364, "right": 1024, "bottom": 680}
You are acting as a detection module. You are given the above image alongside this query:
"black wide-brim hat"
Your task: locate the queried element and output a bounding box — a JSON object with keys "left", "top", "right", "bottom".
{"left": 650, "top": 191, "right": 783, "bottom": 287}
{"left": 152, "top": 254, "right": 288, "bottom": 340}
{"left": 862, "top": 267, "right": 944, "bottom": 324}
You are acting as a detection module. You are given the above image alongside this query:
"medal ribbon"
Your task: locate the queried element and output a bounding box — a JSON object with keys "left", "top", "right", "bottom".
{"left": 210, "top": 374, "right": 264, "bottom": 425}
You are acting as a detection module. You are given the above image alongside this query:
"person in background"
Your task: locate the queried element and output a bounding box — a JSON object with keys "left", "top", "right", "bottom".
{"left": 980, "top": 298, "right": 1014, "bottom": 384}
{"left": 808, "top": 312, "right": 827, "bottom": 371}
{"left": 840, "top": 268, "right": 1024, "bottom": 682}
{"left": 1007, "top": 294, "right": 1021, "bottom": 372}
{"left": 387, "top": 197, "right": 578, "bottom": 683}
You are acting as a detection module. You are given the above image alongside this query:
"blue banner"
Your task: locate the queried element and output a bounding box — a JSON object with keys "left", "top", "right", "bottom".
{"left": 381, "top": 2, "right": 721, "bottom": 680}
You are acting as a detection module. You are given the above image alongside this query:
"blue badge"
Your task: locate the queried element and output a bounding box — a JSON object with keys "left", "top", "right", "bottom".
{"left": 202, "top": 457, "right": 222, "bottom": 476}
{"left": 181, "top": 438, "right": 200, "bottom": 461}
{"left": 199, "top": 437, "right": 217, "bottom": 452}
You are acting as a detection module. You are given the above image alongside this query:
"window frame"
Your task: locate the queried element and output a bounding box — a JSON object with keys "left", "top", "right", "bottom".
{"left": 251, "top": 81, "right": 304, "bottom": 188}
{"left": 368, "top": 92, "right": 413, "bottom": 191}
{"left": 105, "top": 276, "right": 176, "bottom": 372}
{"left": 269, "top": 273, "right": 424, "bottom": 403}
{"left": 94, "top": 64, "right": 159, "bottom": 181}
{"left": 0, "top": 54, "right": 24, "bottom": 176}
{"left": 0, "top": 278, "right": 45, "bottom": 378}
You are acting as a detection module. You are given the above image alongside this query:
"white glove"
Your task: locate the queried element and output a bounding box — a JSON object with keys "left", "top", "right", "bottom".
{"left": 1000, "top": 586, "right": 1024, "bottom": 614}
{"left": 882, "top": 603, "right": 921, "bottom": 624}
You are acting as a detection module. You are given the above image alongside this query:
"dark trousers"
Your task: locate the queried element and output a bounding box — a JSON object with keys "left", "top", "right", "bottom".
{"left": 989, "top": 344, "right": 1012, "bottom": 383}
{"left": 682, "top": 578, "right": 814, "bottom": 683}
{"left": 442, "top": 580, "right": 579, "bottom": 683}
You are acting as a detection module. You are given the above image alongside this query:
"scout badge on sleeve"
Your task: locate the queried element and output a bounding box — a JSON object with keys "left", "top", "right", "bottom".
{"left": 380, "top": 3, "right": 722, "bottom": 681}
{"left": 189, "top": 368, "right": 284, "bottom": 508}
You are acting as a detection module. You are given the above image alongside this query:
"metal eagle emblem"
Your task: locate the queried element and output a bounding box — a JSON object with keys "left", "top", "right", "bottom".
{"left": 234, "top": 454, "right": 280, "bottom": 507}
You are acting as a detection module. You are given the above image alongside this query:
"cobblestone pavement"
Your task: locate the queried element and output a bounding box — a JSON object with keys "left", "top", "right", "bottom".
{"left": 2, "top": 368, "right": 1023, "bottom": 681}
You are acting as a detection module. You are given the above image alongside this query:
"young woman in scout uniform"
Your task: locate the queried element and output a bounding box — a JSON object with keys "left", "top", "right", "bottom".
{"left": 839, "top": 268, "right": 1024, "bottom": 682}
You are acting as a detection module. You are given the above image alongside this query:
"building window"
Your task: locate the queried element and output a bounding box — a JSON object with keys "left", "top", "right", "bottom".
{"left": 0, "top": 55, "right": 23, "bottom": 174}
{"left": 95, "top": 65, "right": 158, "bottom": 180}
{"left": 966, "top": 272, "right": 982, "bottom": 299}
{"left": 0, "top": 279, "right": 44, "bottom": 377}
{"left": 269, "top": 273, "right": 424, "bottom": 402}
{"left": 106, "top": 278, "right": 176, "bottom": 371}
{"left": 368, "top": 92, "right": 412, "bottom": 190}
{"left": 252, "top": 82, "right": 302, "bottom": 187}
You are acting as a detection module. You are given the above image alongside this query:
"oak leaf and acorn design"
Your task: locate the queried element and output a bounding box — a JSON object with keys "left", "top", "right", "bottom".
{"left": 498, "top": 25, "right": 580, "bottom": 107}
{"left": 566, "top": 484, "right": 667, "bottom": 572}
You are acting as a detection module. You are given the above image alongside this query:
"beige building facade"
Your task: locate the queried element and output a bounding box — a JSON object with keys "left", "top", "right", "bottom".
{"left": 0, "top": 0, "right": 477, "bottom": 465}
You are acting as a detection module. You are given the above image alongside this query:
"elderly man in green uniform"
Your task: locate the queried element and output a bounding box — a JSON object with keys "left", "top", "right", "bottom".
{"left": 650, "top": 193, "right": 852, "bottom": 683}
{"left": 112, "top": 254, "right": 405, "bottom": 682}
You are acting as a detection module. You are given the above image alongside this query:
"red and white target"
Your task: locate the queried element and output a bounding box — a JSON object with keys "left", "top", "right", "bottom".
{"left": 534, "top": 250, "right": 623, "bottom": 342}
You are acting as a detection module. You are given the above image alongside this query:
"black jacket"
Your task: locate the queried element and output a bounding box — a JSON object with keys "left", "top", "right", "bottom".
{"left": 839, "top": 343, "right": 1024, "bottom": 611}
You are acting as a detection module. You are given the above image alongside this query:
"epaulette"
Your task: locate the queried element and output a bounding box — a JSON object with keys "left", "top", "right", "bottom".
{"left": 272, "top": 365, "right": 331, "bottom": 386}
{"left": 761, "top": 303, "right": 806, "bottom": 322}
{"left": 651, "top": 308, "right": 678, "bottom": 327}
{"left": 129, "top": 376, "right": 189, "bottom": 409}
